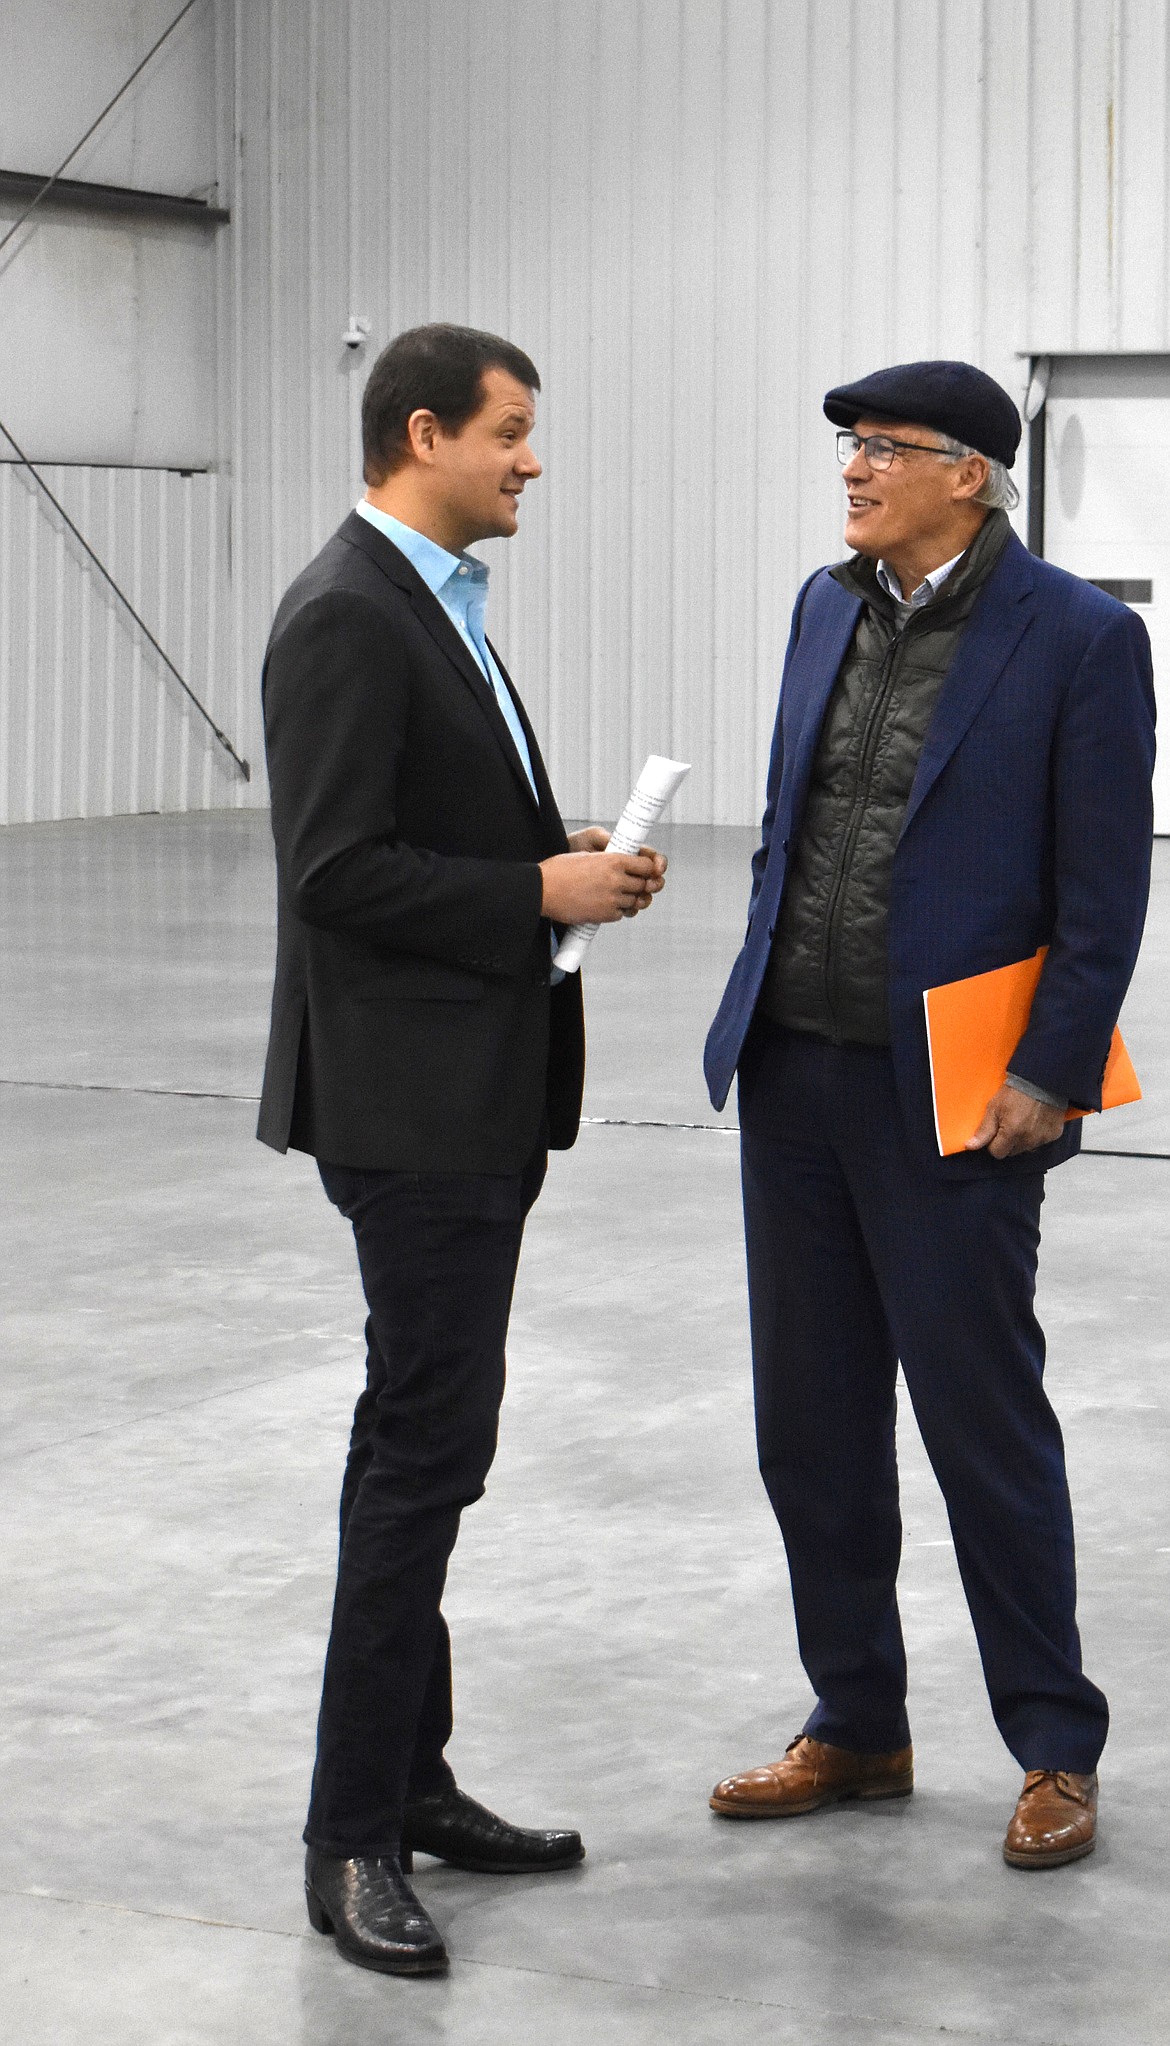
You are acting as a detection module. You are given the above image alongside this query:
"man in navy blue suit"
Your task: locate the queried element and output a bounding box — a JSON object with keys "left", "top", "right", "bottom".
{"left": 704, "top": 361, "right": 1155, "bottom": 1869}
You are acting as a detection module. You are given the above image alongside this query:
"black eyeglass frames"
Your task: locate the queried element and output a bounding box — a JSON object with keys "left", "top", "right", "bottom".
{"left": 835, "top": 430, "right": 954, "bottom": 470}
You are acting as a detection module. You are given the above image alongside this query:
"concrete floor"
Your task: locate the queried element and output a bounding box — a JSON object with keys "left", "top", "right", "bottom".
{"left": 0, "top": 812, "right": 1167, "bottom": 2046}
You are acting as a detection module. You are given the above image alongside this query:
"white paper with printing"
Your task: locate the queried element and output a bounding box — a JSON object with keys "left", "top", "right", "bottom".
{"left": 552, "top": 754, "right": 691, "bottom": 973}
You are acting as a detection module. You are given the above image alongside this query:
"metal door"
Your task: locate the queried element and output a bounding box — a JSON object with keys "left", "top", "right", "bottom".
{"left": 1042, "top": 355, "right": 1168, "bottom": 834}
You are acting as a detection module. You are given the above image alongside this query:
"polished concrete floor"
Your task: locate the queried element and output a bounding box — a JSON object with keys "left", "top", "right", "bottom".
{"left": 0, "top": 812, "right": 1167, "bottom": 2045}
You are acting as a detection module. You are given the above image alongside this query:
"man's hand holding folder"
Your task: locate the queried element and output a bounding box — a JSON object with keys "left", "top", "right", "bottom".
{"left": 965, "top": 1084, "right": 1066, "bottom": 1160}
{"left": 923, "top": 948, "right": 1141, "bottom": 1159}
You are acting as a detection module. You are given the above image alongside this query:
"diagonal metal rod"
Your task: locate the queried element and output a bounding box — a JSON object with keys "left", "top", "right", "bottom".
{"left": 0, "top": 418, "right": 250, "bottom": 781}
{"left": 0, "top": 0, "right": 247, "bottom": 784}
{"left": 0, "top": 0, "right": 204, "bottom": 262}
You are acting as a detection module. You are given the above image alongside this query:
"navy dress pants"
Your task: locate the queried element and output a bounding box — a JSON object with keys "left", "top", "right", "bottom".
{"left": 739, "top": 1021, "right": 1108, "bottom": 1773}
{"left": 304, "top": 1144, "right": 547, "bottom": 1857}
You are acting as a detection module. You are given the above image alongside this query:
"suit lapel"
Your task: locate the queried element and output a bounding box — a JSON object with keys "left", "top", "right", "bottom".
{"left": 782, "top": 576, "right": 863, "bottom": 827}
{"left": 900, "top": 535, "right": 1036, "bottom": 839}
{"left": 750, "top": 575, "right": 861, "bottom": 926}
{"left": 486, "top": 637, "right": 557, "bottom": 824}
{"left": 410, "top": 600, "right": 542, "bottom": 811}
{"left": 341, "top": 513, "right": 541, "bottom": 809}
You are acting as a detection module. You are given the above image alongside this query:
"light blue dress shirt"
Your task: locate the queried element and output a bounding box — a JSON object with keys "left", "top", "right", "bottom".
{"left": 355, "top": 500, "right": 538, "bottom": 799}
{"left": 355, "top": 500, "right": 564, "bottom": 985}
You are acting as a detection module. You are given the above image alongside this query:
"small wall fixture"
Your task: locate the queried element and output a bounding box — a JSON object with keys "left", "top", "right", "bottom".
{"left": 1023, "top": 355, "right": 1052, "bottom": 423}
{"left": 342, "top": 314, "right": 372, "bottom": 352}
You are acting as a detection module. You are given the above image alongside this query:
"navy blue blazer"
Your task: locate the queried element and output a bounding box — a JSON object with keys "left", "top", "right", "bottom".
{"left": 705, "top": 531, "right": 1156, "bottom": 1176}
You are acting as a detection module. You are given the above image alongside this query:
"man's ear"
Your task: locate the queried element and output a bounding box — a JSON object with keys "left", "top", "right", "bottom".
{"left": 405, "top": 409, "right": 440, "bottom": 463}
{"left": 952, "top": 453, "right": 989, "bottom": 503}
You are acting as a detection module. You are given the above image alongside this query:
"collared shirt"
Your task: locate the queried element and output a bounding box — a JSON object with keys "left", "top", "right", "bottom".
{"left": 355, "top": 499, "right": 538, "bottom": 800}
{"left": 876, "top": 549, "right": 965, "bottom": 624}
{"left": 355, "top": 500, "right": 563, "bottom": 986}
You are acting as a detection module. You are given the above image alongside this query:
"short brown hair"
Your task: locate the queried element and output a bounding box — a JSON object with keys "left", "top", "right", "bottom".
{"left": 361, "top": 323, "right": 541, "bottom": 484}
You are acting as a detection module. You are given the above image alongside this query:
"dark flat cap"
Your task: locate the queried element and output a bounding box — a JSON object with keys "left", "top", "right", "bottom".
{"left": 823, "top": 359, "right": 1021, "bottom": 468}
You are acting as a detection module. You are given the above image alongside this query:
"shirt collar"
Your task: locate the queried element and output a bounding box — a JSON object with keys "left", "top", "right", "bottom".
{"left": 876, "top": 548, "right": 966, "bottom": 609}
{"left": 355, "top": 500, "right": 485, "bottom": 598}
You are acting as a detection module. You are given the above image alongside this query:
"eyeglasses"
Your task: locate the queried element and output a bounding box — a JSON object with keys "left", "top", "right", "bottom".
{"left": 836, "top": 430, "right": 952, "bottom": 471}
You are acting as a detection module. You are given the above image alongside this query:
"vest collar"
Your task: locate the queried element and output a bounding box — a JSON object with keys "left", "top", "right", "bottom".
{"left": 829, "top": 507, "right": 1012, "bottom": 618}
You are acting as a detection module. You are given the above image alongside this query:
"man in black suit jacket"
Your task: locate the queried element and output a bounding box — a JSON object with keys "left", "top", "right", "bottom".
{"left": 259, "top": 323, "right": 665, "bottom": 1976}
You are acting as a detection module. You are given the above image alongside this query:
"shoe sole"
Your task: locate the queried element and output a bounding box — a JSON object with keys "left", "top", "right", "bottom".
{"left": 404, "top": 1846, "right": 586, "bottom": 1874}
{"left": 305, "top": 1886, "right": 449, "bottom": 1975}
{"left": 709, "top": 1783, "right": 914, "bottom": 1818}
{"left": 1003, "top": 1834, "right": 1096, "bottom": 1870}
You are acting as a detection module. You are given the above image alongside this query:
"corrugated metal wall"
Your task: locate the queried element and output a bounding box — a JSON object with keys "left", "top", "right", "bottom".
{"left": 229, "top": 0, "right": 1170, "bottom": 826}
{"left": 0, "top": 0, "right": 221, "bottom": 469}
{"left": 0, "top": 0, "right": 244, "bottom": 826}
{"left": 6, "top": 1, "right": 1169, "bottom": 826}
{"left": 0, "top": 465, "right": 234, "bottom": 824}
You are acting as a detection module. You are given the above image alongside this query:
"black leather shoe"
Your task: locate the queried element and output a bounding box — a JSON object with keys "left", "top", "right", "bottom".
{"left": 304, "top": 1848, "right": 448, "bottom": 1974}
{"left": 401, "top": 1786, "right": 585, "bottom": 1874}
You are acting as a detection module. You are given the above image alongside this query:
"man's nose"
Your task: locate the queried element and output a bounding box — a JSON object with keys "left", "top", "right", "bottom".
{"left": 842, "top": 447, "right": 872, "bottom": 482}
{"left": 517, "top": 443, "right": 542, "bottom": 479}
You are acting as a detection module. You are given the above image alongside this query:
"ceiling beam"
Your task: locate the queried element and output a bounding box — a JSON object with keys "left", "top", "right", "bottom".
{"left": 0, "top": 168, "right": 228, "bottom": 230}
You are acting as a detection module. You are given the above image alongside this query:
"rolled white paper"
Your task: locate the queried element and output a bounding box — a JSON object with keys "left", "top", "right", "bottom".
{"left": 553, "top": 754, "right": 691, "bottom": 973}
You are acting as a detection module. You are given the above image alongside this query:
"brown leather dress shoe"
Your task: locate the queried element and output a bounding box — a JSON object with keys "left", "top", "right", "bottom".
{"left": 710, "top": 1734, "right": 914, "bottom": 1817}
{"left": 1002, "top": 1769, "right": 1098, "bottom": 1869}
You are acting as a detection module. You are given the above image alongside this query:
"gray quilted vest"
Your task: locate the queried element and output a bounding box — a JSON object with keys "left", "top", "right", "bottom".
{"left": 759, "top": 510, "right": 1011, "bottom": 1045}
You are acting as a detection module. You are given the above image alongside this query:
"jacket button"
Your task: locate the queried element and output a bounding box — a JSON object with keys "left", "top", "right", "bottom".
{"left": 781, "top": 837, "right": 789, "bottom": 852}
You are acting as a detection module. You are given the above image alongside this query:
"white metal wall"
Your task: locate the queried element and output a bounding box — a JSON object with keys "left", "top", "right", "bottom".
{"left": 0, "top": 465, "right": 233, "bottom": 824}
{"left": 0, "top": 0, "right": 246, "bottom": 825}
{"left": 0, "top": 0, "right": 216, "bottom": 187}
{"left": 0, "top": 0, "right": 222, "bottom": 466}
{"left": 229, "top": 0, "right": 1170, "bottom": 826}
{"left": 6, "top": 1, "right": 1170, "bottom": 827}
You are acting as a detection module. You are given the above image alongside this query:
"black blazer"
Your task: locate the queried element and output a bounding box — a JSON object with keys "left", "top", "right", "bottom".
{"left": 257, "top": 511, "right": 585, "bottom": 1172}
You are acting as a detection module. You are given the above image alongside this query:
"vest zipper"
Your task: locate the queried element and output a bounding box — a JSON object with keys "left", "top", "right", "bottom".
{"left": 818, "top": 622, "right": 906, "bottom": 1038}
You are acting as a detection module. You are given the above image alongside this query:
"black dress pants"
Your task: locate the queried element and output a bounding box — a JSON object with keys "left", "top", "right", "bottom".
{"left": 304, "top": 1143, "right": 547, "bottom": 1857}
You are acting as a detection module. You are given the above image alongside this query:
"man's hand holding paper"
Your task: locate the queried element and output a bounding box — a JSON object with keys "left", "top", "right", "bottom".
{"left": 540, "top": 836, "right": 667, "bottom": 924}
{"left": 549, "top": 755, "right": 689, "bottom": 968}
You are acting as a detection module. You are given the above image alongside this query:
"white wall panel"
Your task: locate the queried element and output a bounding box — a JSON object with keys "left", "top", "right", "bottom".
{"left": 220, "top": 0, "right": 1170, "bottom": 822}
{"left": 0, "top": 0, "right": 216, "bottom": 198}
{"left": 0, "top": 465, "right": 239, "bottom": 824}
{"left": 0, "top": 0, "right": 248, "bottom": 823}
{"left": 0, "top": 0, "right": 223, "bottom": 466}
{"left": 3, "top": 0, "right": 1168, "bottom": 828}
{"left": 1114, "top": 0, "right": 1170, "bottom": 344}
{"left": 0, "top": 210, "right": 219, "bottom": 467}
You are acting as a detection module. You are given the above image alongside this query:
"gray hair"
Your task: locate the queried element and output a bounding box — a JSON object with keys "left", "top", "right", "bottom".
{"left": 935, "top": 433, "right": 1020, "bottom": 512}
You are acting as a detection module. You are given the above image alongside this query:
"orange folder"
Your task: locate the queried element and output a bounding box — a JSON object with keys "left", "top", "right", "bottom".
{"left": 923, "top": 947, "right": 1141, "bottom": 1157}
